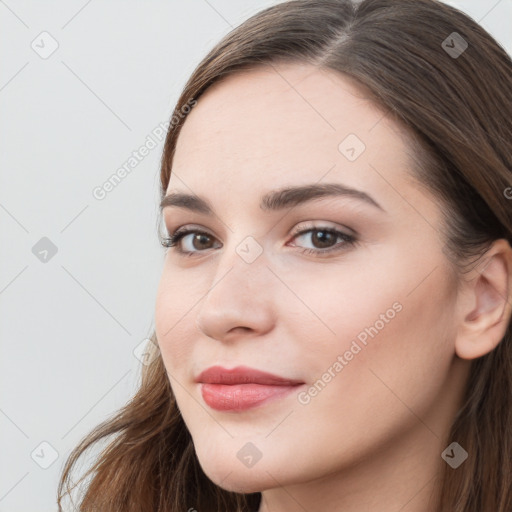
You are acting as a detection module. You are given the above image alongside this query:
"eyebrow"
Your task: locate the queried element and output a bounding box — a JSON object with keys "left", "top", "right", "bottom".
{"left": 159, "top": 182, "right": 385, "bottom": 215}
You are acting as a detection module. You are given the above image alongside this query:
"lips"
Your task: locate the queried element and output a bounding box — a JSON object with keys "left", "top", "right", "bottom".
{"left": 196, "top": 365, "right": 304, "bottom": 411}
{"left": 196, "top": 365, "right": 304, "bottom": 386}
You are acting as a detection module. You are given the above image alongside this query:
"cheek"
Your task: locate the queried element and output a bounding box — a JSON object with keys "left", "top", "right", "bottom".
{"left": 282, "top": 262, "right": 404, "bottom": 361}
{"left": 154, "top": 269, "right": 197, "bottom": 372}
{"left": 289, "top": 246, "right": 454, "bottom": 390}
{"left": 297, "top": 268, "right": 456, "bottom": 430}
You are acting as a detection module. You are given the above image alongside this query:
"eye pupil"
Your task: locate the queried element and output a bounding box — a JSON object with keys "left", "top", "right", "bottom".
{"left": 312, "top": 230, "right": 335, "bottom": 248}
{"left": 194, "top": 233, "right": 212, "bottom": 249}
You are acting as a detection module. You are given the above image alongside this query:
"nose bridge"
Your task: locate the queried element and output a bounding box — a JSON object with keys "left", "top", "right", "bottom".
{"left": 194, "top": 234, "right": 275, "bottom": 339}
{"left": 209, "top": 233, "right": 270, "bottom": 302}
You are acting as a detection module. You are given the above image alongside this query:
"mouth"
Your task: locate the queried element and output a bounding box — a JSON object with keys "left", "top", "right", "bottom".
{"left": 196, "top": 365, "right": 305, "bottom": 412}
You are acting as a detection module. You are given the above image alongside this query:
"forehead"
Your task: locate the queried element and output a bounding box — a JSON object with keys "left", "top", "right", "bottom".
{"left": 168, "top": 62, "right": 417, "bottom": 212}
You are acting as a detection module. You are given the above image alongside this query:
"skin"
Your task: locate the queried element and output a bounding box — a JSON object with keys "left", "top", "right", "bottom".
{"left": 154, "top": 62, "right": 512, "bottom": 512}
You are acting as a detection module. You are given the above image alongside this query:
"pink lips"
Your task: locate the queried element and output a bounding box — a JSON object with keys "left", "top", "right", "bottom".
{"left": 196, "top": 365, "right": 304, "bottom": 411}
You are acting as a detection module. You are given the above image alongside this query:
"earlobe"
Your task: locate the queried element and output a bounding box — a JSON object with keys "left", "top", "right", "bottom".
{"left": 455, "top": 239, "right": 512, "bottom": 361}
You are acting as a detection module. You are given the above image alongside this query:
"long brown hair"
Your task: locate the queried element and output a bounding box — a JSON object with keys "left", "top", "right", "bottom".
{"left": 57, "top": 1, "right": 512, "bottom": 510}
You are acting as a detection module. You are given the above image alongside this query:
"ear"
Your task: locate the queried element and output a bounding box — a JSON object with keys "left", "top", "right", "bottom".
{"left": 455, "top": 238, "right": 512, "bottom": 360}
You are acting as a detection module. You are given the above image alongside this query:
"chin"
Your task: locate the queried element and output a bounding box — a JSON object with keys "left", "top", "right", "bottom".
{"left": 203, "top": 464, "right": 267, "bottom": 493}
{"left": 196, "top": 449, "right": 280, "bottom": 494}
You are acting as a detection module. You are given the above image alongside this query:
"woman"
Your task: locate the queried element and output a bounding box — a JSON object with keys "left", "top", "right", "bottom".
{"left": 57, "top": 0, "right": 512, "bottom": 510}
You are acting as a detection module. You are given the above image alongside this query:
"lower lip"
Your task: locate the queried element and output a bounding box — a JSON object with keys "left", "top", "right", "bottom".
{"left": 200, "top": 383, "right": 303, "bottom": 411}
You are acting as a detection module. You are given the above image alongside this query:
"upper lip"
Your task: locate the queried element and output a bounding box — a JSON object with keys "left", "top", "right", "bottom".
{"left": 196, "top": 365, "right": 304, "bottom": 386}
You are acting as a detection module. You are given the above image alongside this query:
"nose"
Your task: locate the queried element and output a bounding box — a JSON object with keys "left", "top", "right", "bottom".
{"left": 194, "top": 244, "right": 276, "bottom": 343}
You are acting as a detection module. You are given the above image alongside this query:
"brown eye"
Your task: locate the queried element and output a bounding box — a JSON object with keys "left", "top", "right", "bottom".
{"left": 188, "top": 233, "right": 215, "bottom": 250}
{"left": 161, "top": 229, "right": 221, "bottom": 255}
{"left": 309, "top": 229, "right": 338, "bottom": 249}
{"left": 290, "top": 227, "right": 357, "bottom": 256}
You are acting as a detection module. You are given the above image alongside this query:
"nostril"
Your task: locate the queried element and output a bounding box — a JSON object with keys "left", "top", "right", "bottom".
{"left": 229, "top": 326, "right": 252, "bottom": 334}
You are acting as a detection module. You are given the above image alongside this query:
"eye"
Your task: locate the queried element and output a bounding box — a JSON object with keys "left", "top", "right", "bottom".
{"left": 160, "top": 228, "right": 220, "bottom": 256}
{"left": 160, "top": 224, "right": 358, "bottom": 258}
{"left": 288, "top": 225, "right": 357, "bottom": 256}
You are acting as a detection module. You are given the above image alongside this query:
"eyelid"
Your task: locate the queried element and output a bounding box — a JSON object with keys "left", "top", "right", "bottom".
{"left": 164, "top": 219, "right": 356, "bottom": 239}
{"left": 290, "top": 220, "right": 357, "bottom": 237}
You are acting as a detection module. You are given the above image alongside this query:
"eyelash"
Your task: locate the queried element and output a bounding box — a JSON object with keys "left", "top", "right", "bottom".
{"left": 160, "top": 225, "right": 358, "bottom": 258}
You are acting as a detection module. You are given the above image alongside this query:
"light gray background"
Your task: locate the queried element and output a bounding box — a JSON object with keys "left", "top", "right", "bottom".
{"left": 1, "top": 1, "right": 511, "bottom": 510}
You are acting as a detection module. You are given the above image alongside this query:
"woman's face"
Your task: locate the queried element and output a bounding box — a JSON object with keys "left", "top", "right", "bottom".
{"left": 155, "top": 63, "right": 468, "bottom": 495}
